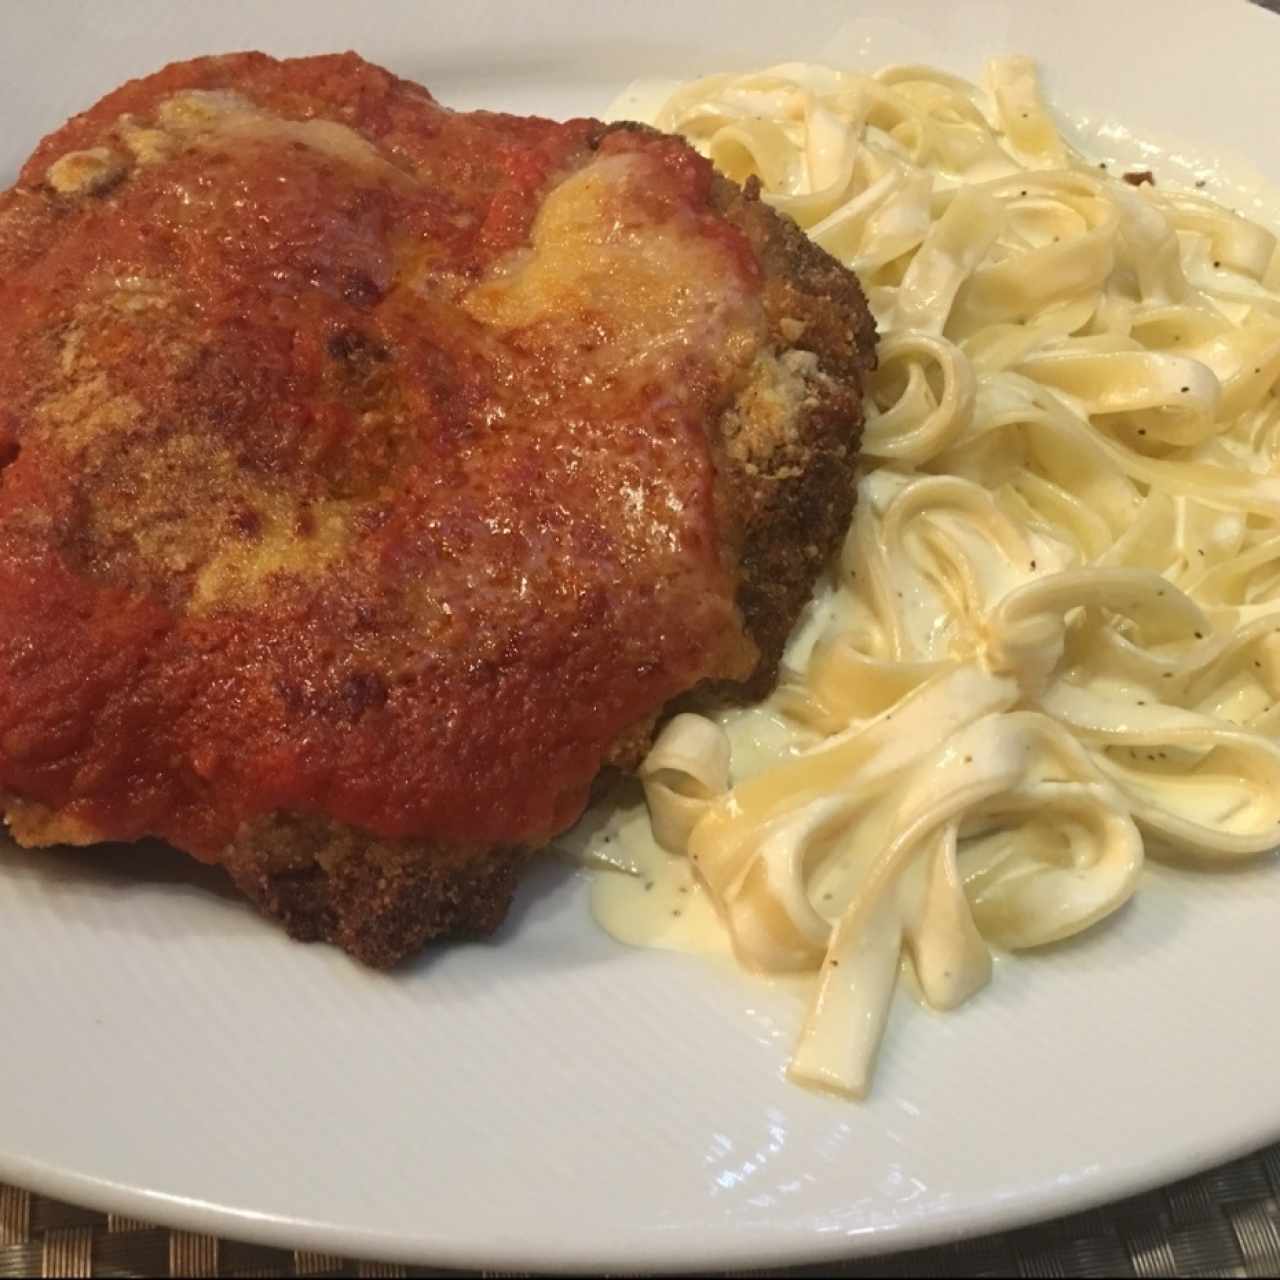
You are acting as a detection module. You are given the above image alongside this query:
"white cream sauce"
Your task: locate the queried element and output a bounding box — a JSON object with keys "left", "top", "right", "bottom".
{"left": 574, "top": 62, "right": 1280, "bottom": 1096}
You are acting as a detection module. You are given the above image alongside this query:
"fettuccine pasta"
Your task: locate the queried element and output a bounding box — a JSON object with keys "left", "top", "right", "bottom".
{"left": 566, "top": 58, "right": 1280, "bottom": 1097}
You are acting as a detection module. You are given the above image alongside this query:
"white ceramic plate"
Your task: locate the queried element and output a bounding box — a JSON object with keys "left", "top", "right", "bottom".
{"left": 3, "top": 0, "right": 1279, "bottom": 1271}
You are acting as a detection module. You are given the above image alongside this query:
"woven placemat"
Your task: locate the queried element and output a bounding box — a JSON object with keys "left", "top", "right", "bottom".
{"left": 3, "top": 1140, "right": 1279, "bottom": 1277}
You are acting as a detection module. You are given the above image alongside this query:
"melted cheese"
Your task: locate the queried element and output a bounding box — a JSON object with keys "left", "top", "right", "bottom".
{"left": 45, "top": 146, "right": 126, "bottom": 196}
{"left": 146, "top": 90, "right": 414, "bottom": 184}
{"left": 191, "top": 495, "right": 360, "bottom": 610}
{"left": 464, "top": 151, "right": 759, "bottom": 384}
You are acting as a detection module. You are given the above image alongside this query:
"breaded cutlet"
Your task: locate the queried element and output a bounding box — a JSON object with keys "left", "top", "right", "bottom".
{"left": 0, "top": 52, "right": 876, "bottom": 965}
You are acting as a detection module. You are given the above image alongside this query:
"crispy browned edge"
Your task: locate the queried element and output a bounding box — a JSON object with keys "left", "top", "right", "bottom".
{"left": 707, "top": 167, "right": 877, "bottom": 699}
{"left": 1, "top": 119, "right": 878, "bottom": 968}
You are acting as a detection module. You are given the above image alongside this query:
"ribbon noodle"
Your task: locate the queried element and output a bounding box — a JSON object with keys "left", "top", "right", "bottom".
{"left": 573, "top": 56, "right": 1280, "bottom": 1098}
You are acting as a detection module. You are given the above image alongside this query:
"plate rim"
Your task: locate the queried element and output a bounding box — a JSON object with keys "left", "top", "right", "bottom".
{"left": 4, "top": 1120, "right": 1279, "bottom": 1270}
